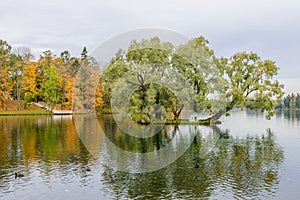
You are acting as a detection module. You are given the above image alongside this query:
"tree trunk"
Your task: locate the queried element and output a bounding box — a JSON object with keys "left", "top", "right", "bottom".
{"left": 155, "top": 91, "right": 161, "bottom": 119}
{"left": 17, "top": 78, "right": 21, "bottom": 111}
{"left": 199, "top": 99, "right": 236, "bottom": 125}
{"left": 207, "top": 111, "right": 223, "bottom": 125}
{"left": 173, "top": 105, "right": 184, "bottom": 120}
{"left": 173, "top": 113, "right": 180, "bottom": 120}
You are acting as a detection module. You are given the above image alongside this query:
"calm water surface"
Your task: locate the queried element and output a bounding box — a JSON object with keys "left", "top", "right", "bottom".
{"left": 0, "top": 110, "right": 300, "bottom": 199}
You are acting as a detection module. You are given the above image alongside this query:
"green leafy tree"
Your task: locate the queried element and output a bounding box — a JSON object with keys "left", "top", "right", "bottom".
{"left": 0, "top": 39, "right": 13, "bottom": 109}
{"left": 60, "top": 50, "right": 71, "bottom": 63}
{"left": 289, "top": 93, "right": 296, "bottom": 110}
{"left": 283, "top": 94, "right": 291, "bottom": 108}
{"left": 172, "top": 37, "right": 224, "bottom": 117}
{"left": 210, "top": 52, "right": 284, "bottom": 122}
{"left": 36, "top": 50, "right": 65, "bottom": 108}
{"left": 42, "top": 65, "right": 59, "bottom": 106}
{"left": 101, "top": 50, "right": 128, "bottom": 107}
{"left": 125, "top": 37, "right": 175, "bottom": 122}
{"left": 296, "top": 93, "right": 300, "bottom": 108}
{"left": 81, "top": 47, "right": 88, "bottom": 62}
{"left": 0, "top": 39, "right": 11, "bottom": 66}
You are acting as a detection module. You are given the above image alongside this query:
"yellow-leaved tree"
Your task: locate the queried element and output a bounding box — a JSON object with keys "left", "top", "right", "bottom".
{"left": 22, "top": 63, "right": 38, "bottom": 107}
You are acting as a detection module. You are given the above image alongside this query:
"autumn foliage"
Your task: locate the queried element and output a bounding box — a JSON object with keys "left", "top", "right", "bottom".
{"left": 0, "top": 39, "right": 103, "bottom": 111}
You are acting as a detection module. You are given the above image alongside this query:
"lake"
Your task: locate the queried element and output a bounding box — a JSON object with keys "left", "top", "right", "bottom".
{"left": 0, "top": 110, "right": 300, "bottom": 199}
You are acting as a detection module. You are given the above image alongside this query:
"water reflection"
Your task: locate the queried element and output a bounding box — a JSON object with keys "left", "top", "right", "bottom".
{"left": 75, "top": 114, "right": 217, "bottom": 173}
{"left": 0, "top": 114, "right": 285, "bottom": 199}
{"left": 100, "top": 128, "right": 284, "bottom": 199}
{"left": 282, "top": 110, "right": 300, "bottom": 122}
{"left": 0, "top": 116, "right": 94, "bottom": 196}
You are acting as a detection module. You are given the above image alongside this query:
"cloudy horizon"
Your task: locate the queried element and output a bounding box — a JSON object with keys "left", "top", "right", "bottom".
{"left": 1, "top": 0, "right": 299, "bottom": 93}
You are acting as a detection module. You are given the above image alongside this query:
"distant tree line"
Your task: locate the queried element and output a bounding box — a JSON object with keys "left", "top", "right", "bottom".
{"left": 276, "top": 93, "right": 300, "bottom": 110}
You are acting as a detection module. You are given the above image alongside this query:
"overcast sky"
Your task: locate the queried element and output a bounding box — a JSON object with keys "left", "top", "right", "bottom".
{"left": 1, "top": 0, "right": 299, "bottom": 93}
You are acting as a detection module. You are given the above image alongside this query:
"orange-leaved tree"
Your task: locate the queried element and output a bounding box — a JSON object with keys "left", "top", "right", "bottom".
{"left": 0, "top": 66, "right": 12, "bottom": 109}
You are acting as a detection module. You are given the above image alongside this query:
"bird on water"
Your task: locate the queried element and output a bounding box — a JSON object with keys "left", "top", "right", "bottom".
{"left": 15, "top": 172, "right": 25, "bottom": 178}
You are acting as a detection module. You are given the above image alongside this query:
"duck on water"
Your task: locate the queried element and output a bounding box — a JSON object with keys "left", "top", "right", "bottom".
{"left": 15, "top": 172, "right": 25, "bottom": 178}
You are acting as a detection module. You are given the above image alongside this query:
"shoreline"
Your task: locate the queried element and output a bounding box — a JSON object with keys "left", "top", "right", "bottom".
{"left": 0, "top": 111, "right": 213, "bottom": 125}
{"left": 0, "top": 110, "right": 88, "bottom": 116}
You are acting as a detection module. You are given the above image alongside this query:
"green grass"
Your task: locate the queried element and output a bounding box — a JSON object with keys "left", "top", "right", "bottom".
{"left": 0, "top": 109, "right": 51, "bottom": 116}
{"left": 165, "top": 119, "right": 190, "bottom": 124}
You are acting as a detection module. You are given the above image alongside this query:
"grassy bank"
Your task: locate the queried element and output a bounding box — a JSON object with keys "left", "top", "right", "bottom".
{"left": 0, "top": 101, "right": 51, "bottom": 116}
{"left": 0, "top": 109, "right": 51, "bottom": 116}
{"left": 141, "top": 118, "right": 213, "bottom": 125}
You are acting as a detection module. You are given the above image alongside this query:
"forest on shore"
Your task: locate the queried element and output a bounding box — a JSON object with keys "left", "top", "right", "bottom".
{"left": 0, "top": 39, "right": 103, "bottom": 112}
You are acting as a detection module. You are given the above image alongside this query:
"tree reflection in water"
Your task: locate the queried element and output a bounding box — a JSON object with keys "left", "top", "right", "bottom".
{"left": 100, "top": 125, "right": 284, "bottom": 200}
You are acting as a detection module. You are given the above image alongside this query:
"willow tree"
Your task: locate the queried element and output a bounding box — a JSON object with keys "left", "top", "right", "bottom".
{"left": 173, "top": 37, "right": 225, "bottom": 119}
{"left": 206, "top": 52, "right": 285, "bottom": 123}
{"left": 102, "top": 38, "right": 178, "bottom": 123}
{"left": 125, "top": 37, "right": 175, "bottom": 123}
{"left": 110, "top": 37, "right": 224, "bottom": 122}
